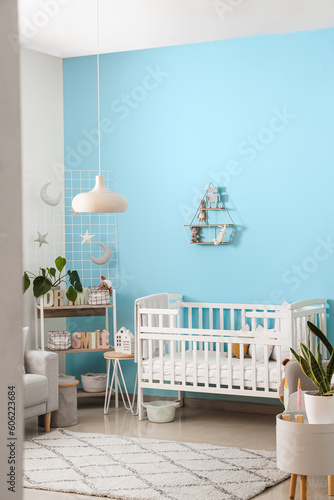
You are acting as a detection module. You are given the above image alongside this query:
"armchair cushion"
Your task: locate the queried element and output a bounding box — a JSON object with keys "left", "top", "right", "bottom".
{"left": 24, "top": 350, "right": 58, "bottom": 414}
{"left": 24, "top": 374, "right": 48, "bottom": 408}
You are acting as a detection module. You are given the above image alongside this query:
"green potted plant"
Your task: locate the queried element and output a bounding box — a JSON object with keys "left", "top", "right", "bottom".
{"left": 24, "top": 256, "right": 83, "bottom": 303}
{"left": 290, "top": 321, "right": 334, "bottom": 424}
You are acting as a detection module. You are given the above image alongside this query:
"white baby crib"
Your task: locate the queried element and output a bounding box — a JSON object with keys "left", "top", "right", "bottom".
{"left": 135, "top": 295, "right": 327, "bottom": 420}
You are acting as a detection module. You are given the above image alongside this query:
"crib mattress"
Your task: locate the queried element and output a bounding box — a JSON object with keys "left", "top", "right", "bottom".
{"left": 141, "top": 351, "right": 283, "bottom": 386}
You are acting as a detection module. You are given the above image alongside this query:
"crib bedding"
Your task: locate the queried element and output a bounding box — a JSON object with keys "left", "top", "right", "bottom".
{"left": 141, "top": 351, "right": 284, "bottom": 385}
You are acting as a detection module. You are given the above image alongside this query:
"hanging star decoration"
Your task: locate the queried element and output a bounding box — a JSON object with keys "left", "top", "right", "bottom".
{"left": 35, "top": 231, "right": 49, "bottom": 247}
{"left": 68, "top": 208, "right": 81, "bottom": 219}
{"left": 80, "top": 230, "right": 95, "bottom": 245}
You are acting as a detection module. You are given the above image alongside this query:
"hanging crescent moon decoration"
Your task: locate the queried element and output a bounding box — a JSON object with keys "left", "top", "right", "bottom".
{"left": 90, "top": 243, "right": 111, "bottom": 265}
{"left": 40, "top": 181, "right": 62, "bottom": 206}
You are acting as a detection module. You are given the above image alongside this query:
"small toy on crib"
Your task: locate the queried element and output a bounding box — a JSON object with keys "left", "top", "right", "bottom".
{"left": 98, "top": 276, "right": 112, "bottom": 296}
{"left": 213, "top": 224, "right": 227, "bottom": 245}
{"left": 197, "top": 200, "right": 206, "bottom": 225}
{"left": 190, "top": 226, "right": 200, "bottom": 243}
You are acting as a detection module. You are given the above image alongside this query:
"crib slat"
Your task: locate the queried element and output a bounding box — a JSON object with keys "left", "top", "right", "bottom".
{"left": 228, "top": 343, "right": 232, "bottom": 389}
{"left": 241, "top": 308, "right": 246, "bottom": 327}
{"left": 264, "top": 345, "right": 269, "bottom": 392}
{"left": 209, "top": 309, "right": 213, "bottom": 330}
{"left": 231, "top": 309, "right": 235, "bottom": 331}
{"left": 159, "top": 340, "right": 164, "bottom": 384}
{"left": 251, "top": 317, "right": 256, "bottom": 333}
{"left": 188, "top": 308, "right": 192, "bottom": 329}
{"left": 239, "top": 344, "right": 244, "bottom": 391}
{"left": 193, "top": 342, "right": 197, "bottom": 387}
{"left": 220, "top": 308, "right": 224, "bottom": 330}
{"left": 170, "top": 340, "right": 175, "bottom": 385}
{"left": 199, "top": 308, "right": 203, "bottom": 329}
{"left": 149, "top": 340, "right": 153, "bottom": 384}
{"left": 182, "top": 341, "right": 186, "bottom": 386}
{"left": 216, "top": 344, "right": 220, "bottom": 388}
{"left": 264, "top": 316, "right": 268, "bottom": 331}
{"left": 252, "top": 347, "right": 256, "bottom": 392}
{"left": 204, "top": 342, "right": 209, "bottom": 388}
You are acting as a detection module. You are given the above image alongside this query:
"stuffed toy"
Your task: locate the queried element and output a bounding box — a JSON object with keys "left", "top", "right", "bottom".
{"left": 190, "top": 226, "right": 199, "bottom": 243}
{"left": 213, "top": 225, "right": 227, "bottom": 246}
{"left": 98, "top": 276, "right": 112, "bottom": 296}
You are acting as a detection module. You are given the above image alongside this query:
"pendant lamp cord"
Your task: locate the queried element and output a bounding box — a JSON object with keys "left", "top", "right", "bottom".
{"left": 97, "top": 0, "right": 101, "bottom": 176}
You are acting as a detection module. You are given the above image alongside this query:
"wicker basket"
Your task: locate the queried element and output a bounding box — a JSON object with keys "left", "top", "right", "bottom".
{"left": 88, "top": 287, "right": 110, "bottom": 305}
{"left": 81, "top": 373, "right": 107, "bottom": 393}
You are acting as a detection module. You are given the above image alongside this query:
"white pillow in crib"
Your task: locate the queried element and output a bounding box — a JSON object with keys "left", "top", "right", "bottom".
{"left": 248, "top": 325, "right": 273, "bottom": 362}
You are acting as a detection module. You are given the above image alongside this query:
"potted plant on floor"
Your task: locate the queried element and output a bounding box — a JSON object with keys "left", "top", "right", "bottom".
{"left": 290, "top": 321, "right": 334, "bottom": 424}
{"left": 23, "top": 256, "right": 83, "bottom": 303}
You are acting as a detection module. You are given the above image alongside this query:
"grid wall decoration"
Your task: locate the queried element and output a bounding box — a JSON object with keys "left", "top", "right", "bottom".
{"left": 23, "top": 164, "right": 65, "bottom": 272}
{"left": 64, "top": 170, "right": 119, "bottom": 289}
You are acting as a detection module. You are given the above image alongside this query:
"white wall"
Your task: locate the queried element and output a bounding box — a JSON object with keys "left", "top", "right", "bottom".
{"left": 20, "top": 47, "right": 65, "bottom": 350}
{"left": 0, "top": 1, "right": 23, "bottom": 497}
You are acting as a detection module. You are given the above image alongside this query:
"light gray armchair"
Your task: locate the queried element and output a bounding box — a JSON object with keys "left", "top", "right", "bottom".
{"left": 24, "top": 350, "right": 59, "bottom": 432}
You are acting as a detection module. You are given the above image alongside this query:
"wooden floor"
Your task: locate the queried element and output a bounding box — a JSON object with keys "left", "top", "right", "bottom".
{"left": 24, "top": 398, "right": 331, "bottom": 500}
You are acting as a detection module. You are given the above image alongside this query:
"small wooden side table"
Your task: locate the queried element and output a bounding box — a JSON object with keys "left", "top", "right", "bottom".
{"left": 276, "top": 412, "right": 334, "bottom": 499}
{"left": 103, "top": 351, "right": 137, "bottom": 415}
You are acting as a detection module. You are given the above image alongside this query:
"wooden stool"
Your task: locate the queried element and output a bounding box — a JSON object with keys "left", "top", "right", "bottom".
{"left": 103, "top": 351, "right": 137, "bottom": 415}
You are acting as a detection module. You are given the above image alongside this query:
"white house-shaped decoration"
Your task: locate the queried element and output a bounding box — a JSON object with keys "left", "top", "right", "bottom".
{"left": 115, "top": 326, "right": 135, "bottom": 354}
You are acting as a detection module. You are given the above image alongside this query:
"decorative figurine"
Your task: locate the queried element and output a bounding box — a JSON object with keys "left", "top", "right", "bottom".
{"left": 206, "top": 186, "right": 220, "bottom": 208}
{"left": 213, "top": 225, "right": 227, "bottom": 245}
{"left": 197, "top": 200, "right": 206, "bottom": 225}
{"left": 190, "top": 226, "right": 200, "bottom": 243}
{"left": 98, "top": 276, "right": 112, "bottom": 296}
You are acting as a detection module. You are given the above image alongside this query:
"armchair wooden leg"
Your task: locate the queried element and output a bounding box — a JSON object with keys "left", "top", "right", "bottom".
{"left": 328, "top": 475, "right": 334, "bottom": 496}
{"left": 289, "top": 473, "right": 297, "bottom": 499}
{"left": 44, "top": 412, "right": 51, "bottom": 433}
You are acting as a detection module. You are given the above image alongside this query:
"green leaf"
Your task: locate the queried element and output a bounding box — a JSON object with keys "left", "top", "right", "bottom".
{"left": 66, "top": 285, "right": 77, "bottom": 303}
{"left": 300, "top": 343, "right": 311, "bottom": 361}
{"left": 290, "top": 347, "right": 301, "bottom": 363}
{"left": 317, "top": 343, "right": 327, "bottom": 379}
{"left": 49, "top": 267, "right": 56, "bottom": 278}
{"left": 33, "top": 276, "right": 52, "bottom": 298}
{"left": 308, "top": 348, "right": 330, "bottom": 394}
{"left": 67, "top": 270, "right": 83, "bottom": 293}
{"left": 55, "top": 256, "right": 66, "bottom": 273}
{"left": 299, "top": 355, "right": 316, "bottom": 382}
{"left": 307, "top": 321, "right": 333, "bottom": 356}
{"left": 23, "top": 272, "right": 30, "bottom": 293}
{"left": 324, "top": 390, "right": 334, "bottom": 396}
{"left": 326, "top": 349, "right": 334, "bottom": 384}
{"left": 40, "top": 267, "right": 46, "bottom": 277}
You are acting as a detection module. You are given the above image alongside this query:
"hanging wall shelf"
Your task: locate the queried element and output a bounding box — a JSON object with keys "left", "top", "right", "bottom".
{"left": 183, "top": 182, "right": 234, "bottom": 245}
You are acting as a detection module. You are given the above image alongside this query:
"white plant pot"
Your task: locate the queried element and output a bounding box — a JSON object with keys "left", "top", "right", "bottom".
{"left": 304, "top": 391, "right": 334, "bottom": 424}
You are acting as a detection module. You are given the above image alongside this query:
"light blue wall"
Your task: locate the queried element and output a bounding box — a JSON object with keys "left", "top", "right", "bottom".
{"left": 63, "top": 28, "right": 334, "bottom": 402}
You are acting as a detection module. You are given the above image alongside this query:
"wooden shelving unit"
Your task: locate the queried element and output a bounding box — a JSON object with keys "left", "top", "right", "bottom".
{"left": 34, "top": 292, "right": 118, "bottom": 401}
{"left": 37, "top": 304, "right": 113, "bottom": 319}
{"left": 44, "top": 347, "right": 113, "bottom": 354}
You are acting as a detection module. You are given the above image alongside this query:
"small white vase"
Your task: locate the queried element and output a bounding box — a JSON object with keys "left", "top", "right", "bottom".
{"left": 304, "top": 391, "right": 334, "bottom": 424}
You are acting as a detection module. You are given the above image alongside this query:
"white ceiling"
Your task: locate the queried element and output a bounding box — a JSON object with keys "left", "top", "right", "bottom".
{"left": 18, "top": 0, "right": 334, "bottom": 59}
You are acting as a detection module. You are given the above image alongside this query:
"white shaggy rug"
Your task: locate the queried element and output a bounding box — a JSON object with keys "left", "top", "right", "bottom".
{"left": 24, "top": 429, "right": 289, "bottom": 500}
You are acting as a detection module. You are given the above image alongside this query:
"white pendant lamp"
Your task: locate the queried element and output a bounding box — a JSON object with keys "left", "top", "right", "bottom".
{"left": 72, "top": 0, "right": 128, "bottom": 214}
